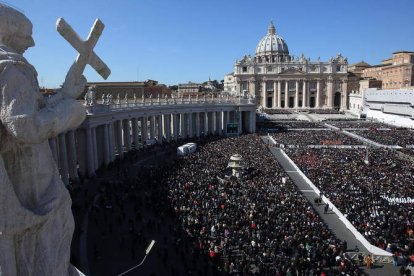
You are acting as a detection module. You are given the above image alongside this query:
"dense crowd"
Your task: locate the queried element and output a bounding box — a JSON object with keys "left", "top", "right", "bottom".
{"left": 324, "top": 121, "right": 394, "bottom": 129}
{"left": 309, "top": 109, "right": 342, "bottom": 114}
{"left": 166, "top": 134, "right": 363, "bottom": 275}
{"left": 282, "top": 121, "right": 327, "bottom": 129}
{"left": 263, "top": 109, "right": 292, "bottom": 114}
{"left": 285, "top": 147, "right": 414, "bottom": 261}
{"left": 352, "top": 129, "right": 414, "bottom": 147}
{"left": 272, "top": 130, "right": 362, "bottom": 147}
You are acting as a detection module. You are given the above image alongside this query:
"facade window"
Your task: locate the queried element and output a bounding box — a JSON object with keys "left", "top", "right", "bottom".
{"left": 267, "top": 66, "right": 272, "bottom": 72}
{"left": 257, "top": 68, "right": 262, "bottom": 73}
{"left": 242, "top": 67, "right": 247, "bottom": 72}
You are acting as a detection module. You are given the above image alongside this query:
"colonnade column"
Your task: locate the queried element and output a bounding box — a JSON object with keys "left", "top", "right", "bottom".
{"left": 75, "top": 129, "right": 86, "bottom": 177}
{"left": 284, "top": 81, "right": 289, "bottom": 108}
{"left": 179, "top": 113, "right": 185, "bottom": 139}
{"left": 249, "top": 111, "right": 256, "bottom": 133}
{"left": 173, "top": 113, "right": 179, "bottom": 141}
{"left": 131, "top": 118, "right": 139, "bottom": 149}
{"left": 164, "top": 114, "right": 171, "bottom": 143}
{"left": 223, "top": 111, "right": 228, "bottom": 135}
{"left": 85, "top": 127, "right": 95, "bottom": 177}
{"left": 204, "top": 112, "right": 209, "bottom": 135}
{"left": 116, "top": 120, "right": 124, "bottom": 159}
{"left": 302, "top": 80, "right": 307, "bottom": 108}
{"left": 157, "top": 114, "right": 163, "bottom": 144}
{"left": 91, "top": 127, "right": 98, "bottom": 171}
{"left": 66, "top": 130, "right": 78, "bottom": 180}
{"left": 123, "top": 119, "right": 131, "bottom": 151}
{"left": 149, "top": 115, "right": 155, "bottom": 141}
{"left": 108, "top": 122, "right": 116, "bottom": 161}
{"left": 277, "top": 81, "right": 282, "bottom": 108}
{"left": 195, "top": 112, "right": 200, "bottom": 137}
{"left": 103, "top": 124, "right": 110, "bottom": 167}
{"left": 273, "top": 81, "right": 277, "bottom": 108}
{"left": 294, "top": 80, "right": 299, "bottom": 108}
{"left": 58, "top": 132, "right": 69, "bottom": 185}
{"left": 238, "top": 110, "right": 242, "bottom": 134}
{"left": 141, "top": 116, "right": 148, "bottom": 145}
{"left": 261, "top": 81, "right": 267, "bottom": 108}
{"left": 217, "top": 111, "right": 223, "bottom": 136}
{"left": 188, "top": 113, "right": 193, "bottom": 138}
{"left": 316, "top": 80, "right": 321, "bottom": 108}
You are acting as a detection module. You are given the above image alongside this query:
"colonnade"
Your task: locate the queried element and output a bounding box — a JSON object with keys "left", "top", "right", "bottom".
{"left": 50, "top": 103, "right": 256, "bottom": 183}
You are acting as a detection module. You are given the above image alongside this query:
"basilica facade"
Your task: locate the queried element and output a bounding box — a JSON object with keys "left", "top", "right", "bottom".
{"left": 224, "top": 22, "right": 349, "bottom": 110}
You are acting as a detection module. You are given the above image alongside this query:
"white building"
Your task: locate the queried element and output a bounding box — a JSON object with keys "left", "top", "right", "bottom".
{"left": 364, "top": 88, "right": 414, "bottom": 128}
{"left": 224, "top": 22, "right": 349, "bottom": 110}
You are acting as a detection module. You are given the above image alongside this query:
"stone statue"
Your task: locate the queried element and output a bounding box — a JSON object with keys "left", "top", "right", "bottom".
{"left": 85, "top": 85, "right": 97, "bottom": 106}
{"left": 0, "top": 4, "right": 109, "bottom": 275}
{"left": 124, "top": 92, "right": 129, "bottom": 104}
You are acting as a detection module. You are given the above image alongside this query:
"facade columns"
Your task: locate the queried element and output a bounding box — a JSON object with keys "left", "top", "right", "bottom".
{"left": 277, "top": 81, "right": 282, "bottom": 108}
{"left": 248, "top": 79, "right": 256, "bottom": 97}
{"left": 316, "top": 80, "right": 321, "bottom": 108}
{"left": 223, "top": 111, "right": 228, "bottom": 135}
{"left": 273, "top": 81, "right": 277, "bottom": 108}
{"left": 261, "top": 81, "right": 267, "bottom": 108}
{"left": 284, "top": 81, "right": 289, "bottom": 108}
{"left": 302, "top": 80, "right": 307, "bottom": 108}
{"left": 157, "top": 114, "right": 163, "bottom": 144}
{"left": 58, "top": 132, "right": 69, "bottom": 185}
{"left": 327, "top": 77, "right": 333, "bottom": 108}
{"left": 295, "top": 80, "right": 299, "bottom": 108}
{"left": 341, "top": 80, "right": 348, "bottom": 110}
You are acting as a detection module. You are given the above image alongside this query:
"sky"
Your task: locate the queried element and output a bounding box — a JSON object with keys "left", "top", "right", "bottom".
{"left": 8, "top": 0, "right": 414, "bottom": 88}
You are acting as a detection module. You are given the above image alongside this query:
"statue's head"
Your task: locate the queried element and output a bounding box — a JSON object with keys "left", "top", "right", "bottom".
{"left": 0, "top": 4, "right": 34, "bottom": 54}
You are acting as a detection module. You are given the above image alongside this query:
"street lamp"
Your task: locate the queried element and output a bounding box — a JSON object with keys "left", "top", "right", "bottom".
{"left": 118, "top": 240, "right": 156, "bottom": 276}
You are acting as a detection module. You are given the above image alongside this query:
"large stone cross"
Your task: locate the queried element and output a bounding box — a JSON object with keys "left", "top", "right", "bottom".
{"left": 56, "top": 18, "right": 111, "bottom": 96}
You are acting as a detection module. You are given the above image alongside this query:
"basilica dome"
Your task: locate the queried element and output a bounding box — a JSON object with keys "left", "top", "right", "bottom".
{"left": 255, "top": 22, "right": 289, "bottom": 56}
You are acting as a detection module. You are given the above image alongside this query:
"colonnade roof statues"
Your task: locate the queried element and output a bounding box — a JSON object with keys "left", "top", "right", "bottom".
{"left": 0, "top": 4, "right": 110, "bottom": 275}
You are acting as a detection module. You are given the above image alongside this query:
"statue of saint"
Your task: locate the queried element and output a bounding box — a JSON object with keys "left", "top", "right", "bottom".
{"left": 0, "top": 4, "right": 86, "bottom": 275}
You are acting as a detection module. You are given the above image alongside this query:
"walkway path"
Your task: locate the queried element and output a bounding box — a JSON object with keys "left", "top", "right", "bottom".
{"left": 261, "top": 135, "right": 397, "bottom": 276}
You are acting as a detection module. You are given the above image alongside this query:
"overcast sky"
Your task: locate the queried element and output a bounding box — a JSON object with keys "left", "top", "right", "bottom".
{"left": 10, "top": 0, "right": 414, "bottom": 88}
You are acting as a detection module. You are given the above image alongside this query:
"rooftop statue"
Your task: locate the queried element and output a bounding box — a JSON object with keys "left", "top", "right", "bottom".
{"left": 0, "top": 4, "right": 109, "bottom": 275}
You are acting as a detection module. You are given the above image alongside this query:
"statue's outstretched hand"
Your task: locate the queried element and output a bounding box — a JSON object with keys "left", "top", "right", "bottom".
{"left": 60, "top": 75, "right": 87, "bottom": 99}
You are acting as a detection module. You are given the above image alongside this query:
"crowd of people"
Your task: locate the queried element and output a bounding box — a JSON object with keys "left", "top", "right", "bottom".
{"left": 352, "top": 129, "right": 414, "bottom": 147}
{"left": 324, "top": 121, "right": 394, "bottom": 130}
{"left": 165, "top": 134, "right": 363, "bottom": 275}
{"left": 272, "top": 130, "right": 362, "bottom": 147}
{"left": 285, "top": 147, "right": 414, "bottom": 262}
